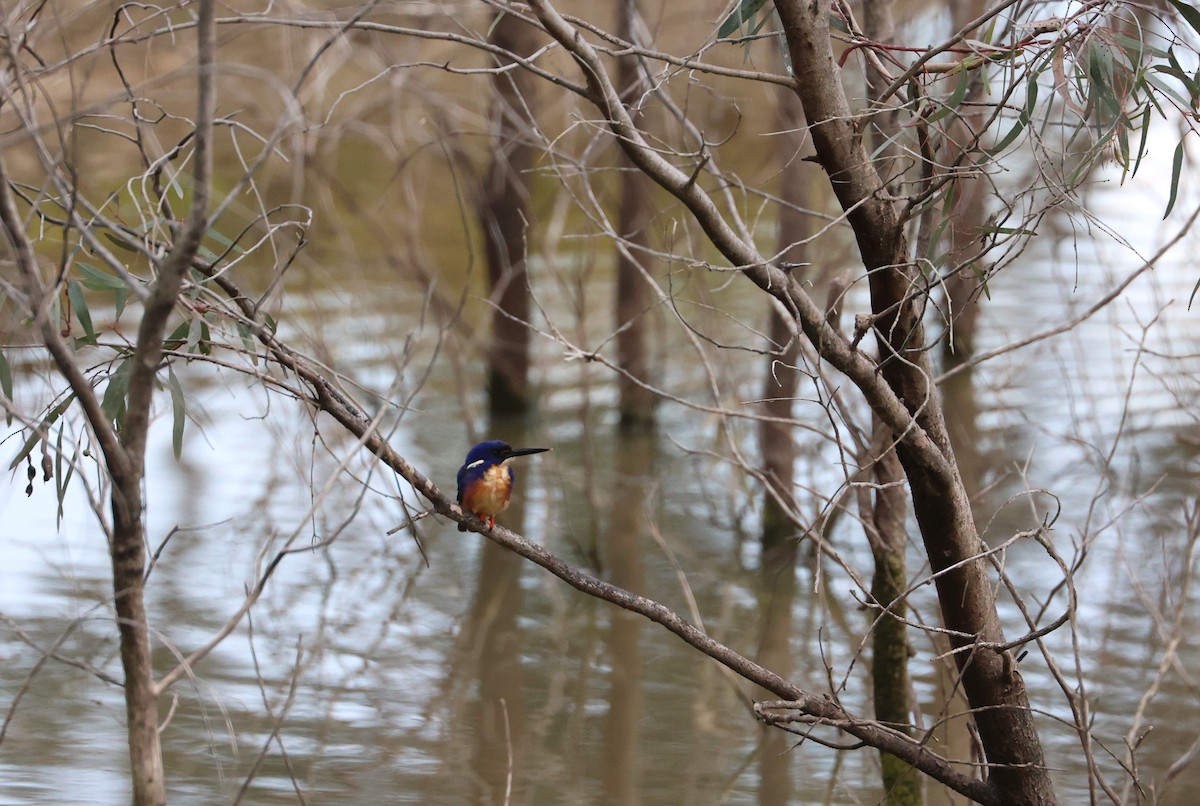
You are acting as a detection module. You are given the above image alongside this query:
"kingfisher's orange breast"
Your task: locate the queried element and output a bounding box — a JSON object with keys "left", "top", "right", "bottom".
{"left": 460, "top": 464, "right": 513, "bottom": 517}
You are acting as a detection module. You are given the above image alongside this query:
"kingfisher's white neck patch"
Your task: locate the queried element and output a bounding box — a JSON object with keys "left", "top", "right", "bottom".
{"left": 466, "top": 459, "right": 485, "bottom": 470}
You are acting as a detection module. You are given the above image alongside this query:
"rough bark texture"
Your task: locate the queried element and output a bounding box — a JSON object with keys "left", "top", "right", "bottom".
{"left": 110, "top": 501, "right": 165, "bottom": 805}
{"left": 859, "top": 5, "right": 920, "bottom": 803}
{"left": 867, "top": 425, "right": 921, "bottom": 806}
{"left": 480, "top": 12, "right": 538, "bottom": 415}
{"left": 773, "top": 1, "right": 1055, "bottom": 802}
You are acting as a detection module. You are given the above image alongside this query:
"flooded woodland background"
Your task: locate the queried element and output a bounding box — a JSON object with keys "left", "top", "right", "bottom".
{"left": 2, "top": 0, "right": 1200, "bottom": 804}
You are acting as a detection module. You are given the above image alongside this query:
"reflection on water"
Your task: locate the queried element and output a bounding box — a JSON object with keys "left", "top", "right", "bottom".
{"left": 4, "top": 168, "right": 1200, "bottom": 806}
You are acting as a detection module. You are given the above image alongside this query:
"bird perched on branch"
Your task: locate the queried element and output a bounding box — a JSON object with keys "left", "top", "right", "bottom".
{"left": 456, "top": 440, "right": 549, "bottom": 531}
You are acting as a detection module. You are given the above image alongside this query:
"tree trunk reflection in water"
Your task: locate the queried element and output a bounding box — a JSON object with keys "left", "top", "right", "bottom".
{"left": 933, "top": 365, "right": 985, "bottom": 806}
{"left": 755, "top": 536, "right": 799, "bottom": 806}
{"left": 926, "top": 632, "right": 974, "bottom": 806}
{"left": 599, "top": 433, "right": 654, "bottom": 803}
{"left": 756, "top": 80, "right": 810, "bottom": 806}
{"left": 448, "top": 423, "right": 538, "bottom": 804}
{"left": 465, "top": 540, "right": 527, "bottom": 805}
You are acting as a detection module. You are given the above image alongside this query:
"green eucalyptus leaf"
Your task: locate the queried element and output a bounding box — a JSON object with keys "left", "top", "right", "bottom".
{"left": 718, "top": 0, "right": 770, "bottom": 38}
{"left": 198, "top": 320, "right": 212, "bottom": 356}
{"left": 8, "top": 393, "right": 74, "bottom": 471}
{"left": 1167, "top": 0, "right": 1200, "bottom": 39}
{"left": 101, "top": 357, "right": 134, "bottom": 428}
{"left": 67, "top": 279, "right": 95, "bottom": 344}
{"left": 206, "top": 227, "right": 246, "bottom": 254}
{"left": 1165, "top": 139, "right": 1185, "bottom": 219}
{"left": 236, "top": 321, "right": 259, "bottom": 366}
{"left": 928, "top": 70, "right": 971, "bottom": 124}
{"left": 54, "top": 429, "right": 78, "bottom": 526}
{"left": 167, "top": 366, "right": 186, "bottom": 460}
{"left": 1146, "top": 72, "right": 1192, "bottom": 110}
{"left": 0, "top": 349, "right": 12, "bottom": 426}
{"left": 990, "top": 79, "right": 1038, "bottom": 155}
{"left": 102, "top": 232, "right": 140, "bottom": 253}
{"left": 1128, "top": 104, "right": 1152, "bottom": 179}
{"left": 77, "top": 262, "right": 131, "bottom": 321}
{"left": 196, "top": 244, "right": 221, "bottom": 264}
{"left": 186, "top": 317, "right": 203, "bottom": 354}
{"left": 76, "top": 262, "right": 127, "bottom": 291}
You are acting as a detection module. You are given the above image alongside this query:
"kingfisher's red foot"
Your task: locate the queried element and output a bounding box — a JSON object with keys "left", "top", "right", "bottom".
{"left": 487, "top": 516, "right": 496, "bottom": 529}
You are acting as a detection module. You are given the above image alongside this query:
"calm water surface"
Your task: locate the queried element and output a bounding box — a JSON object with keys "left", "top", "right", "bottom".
{"left": 3, "top": 137, "right": 1200, "bottom": 806}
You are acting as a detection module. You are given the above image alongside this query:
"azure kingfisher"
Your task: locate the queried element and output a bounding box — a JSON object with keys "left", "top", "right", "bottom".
{"left": 456, "top": 440, "right": 549, "bottom": 531}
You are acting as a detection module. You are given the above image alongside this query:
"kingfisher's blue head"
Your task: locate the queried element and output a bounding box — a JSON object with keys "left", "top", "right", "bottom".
{"left": 456, "top": 440, "right": 549, "bottom": 531}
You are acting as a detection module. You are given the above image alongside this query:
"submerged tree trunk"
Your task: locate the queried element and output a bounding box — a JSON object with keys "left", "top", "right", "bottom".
{"left": 941, "top": 0, "right": 990, "bottom": 363}
{"left": 759, "top": 87, "right": 809, "bottom": 550}
{"left": 755, "top": 106, "right": 810, "bottom": 789}
{"left": 614, "top": 0, "right": 657, "bottom": 429}
{"left": 480, "top": 12, "right": 538, "bottom": 415}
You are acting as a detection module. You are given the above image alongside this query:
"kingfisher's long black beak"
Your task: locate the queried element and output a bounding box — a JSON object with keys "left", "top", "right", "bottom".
{"left": 505, "top": 446, "right": 550, "bottom": 459}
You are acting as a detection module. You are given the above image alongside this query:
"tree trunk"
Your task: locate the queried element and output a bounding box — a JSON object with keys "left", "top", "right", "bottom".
{"left": 858, "top": 5, "right": 920, "bottom": 802}
{"left": 111, "top": 493, "right": 166, "bottom": 805}
{"left": 614, "top": 0, "right": 657, "bottom": 429}
{"left": 941, "top": 0, "right": 990, "bottom": 363}
{"left": 865, "top": 424, "right": 921, "bottom": 805}
{"left": 0, "top": 0, "right": 216, "bottom": 798}
{"left": 759, "top": 88, "right": 808, "bottom": 550}
{"left": 755, "top": 99, "right": 807, "bottom": 793}
{"left": 773, "top": 2, "right": 1055, "bottom": 802}
{"left": 480, "top": 12, "right": 538, "bottom": 415}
